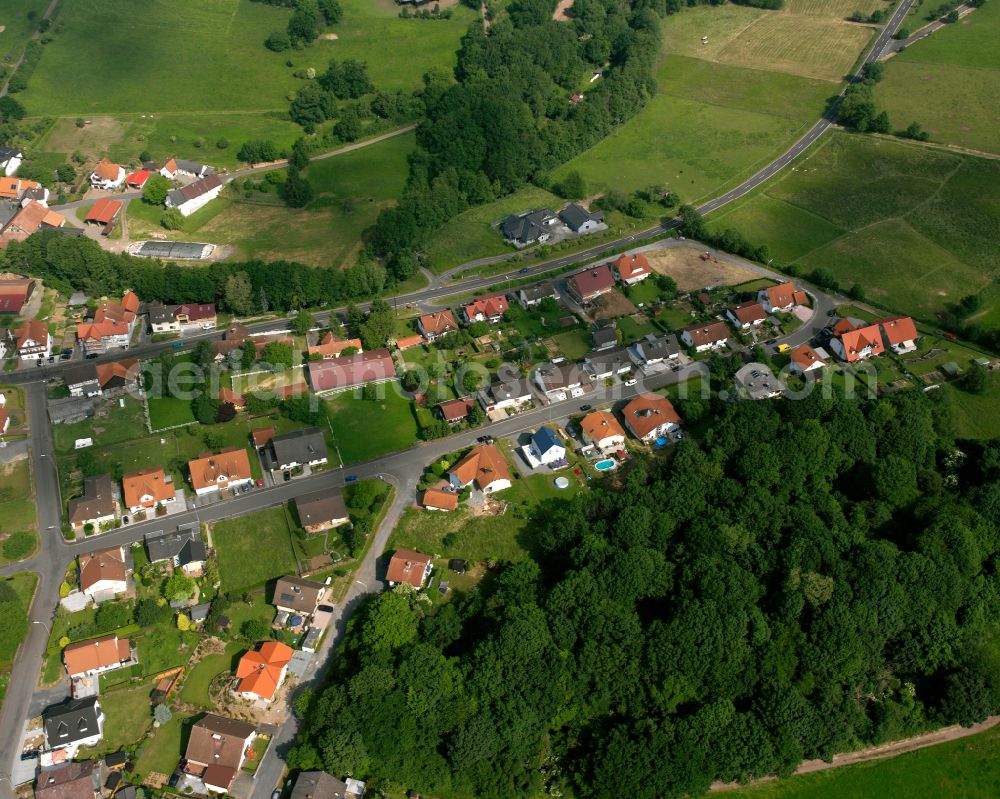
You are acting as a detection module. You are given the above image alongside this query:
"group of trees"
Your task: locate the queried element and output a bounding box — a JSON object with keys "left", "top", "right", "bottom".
{"left": 287, "top": 390, "right": 1000, "bottom": 798}
{"left": 288, "top": 58, "right": 376, "bottom": 136}
{"left": 1, "top": 231, "right": 396, "bottom": 316}
{"left": 262, "top": 0, "right": 344, "bottom": 51}
{"left": 371, "top": 0, "right": 667, "bottom": 280}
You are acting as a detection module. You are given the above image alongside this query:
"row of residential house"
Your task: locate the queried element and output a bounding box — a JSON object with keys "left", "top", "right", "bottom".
{"left": 89, "top": 156, "right": 222, "bottom": 216}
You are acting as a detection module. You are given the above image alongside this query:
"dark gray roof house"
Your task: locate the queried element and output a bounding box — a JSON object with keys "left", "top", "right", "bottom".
{"left": 145, "top": 301, "right": 178, "bottom": 326}
{"left": 591, "top": 321, "right": 618, "bottom": 350}
{"left": 43, "top": 696, "right": 103, "bottom": 749}
{"left": 144, "top": 529, "right": 207, "bottom": 569}
{"left": 295, "top": 489, "right": 349, "bottom": 530}
{"left": 190, "top": 603, "right": 211, "bottom": 623}
{"left": 63, "top": 363, "right": 99, "bottom": 391}
{"left": 500, "top": 209, "right": 557, "bottom": 246}
{"left": 584, "top": 346, "right": 633, "bottom": 379}
{"left": 291, "top": 771, "right": 357, "bottom": 799}
{"left": 174, "top": 159, "right": 214, "bottom": 177}
{"left": 0, "top": 146, "right": 22, "bottom": 163}
{"left": 559, "top": 203, "right": 604, "bottom": 232}
{"left": 67, "top": 475, "right": 117, "bottom": 529}
{"left": 517, "top": 282, "right": 559, "bottom": 308}
{"left": 272, "top": 576, "right": 325, "bottom": 616}
{"left": 267, "top": 426, "right": 328, "bottom": 471}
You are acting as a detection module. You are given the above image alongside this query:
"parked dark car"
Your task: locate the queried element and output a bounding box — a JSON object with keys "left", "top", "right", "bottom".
{"left": 345, "top": 475, "right": 359, "bottom": 483}
{"left": 580, "top": 404, "right": 593, "bottom": 411}
{"left": 283, "top": 471, "right": 291, "bottom": 482}
{"left": 86, "top": 353, "right": 99, "bottom": 359}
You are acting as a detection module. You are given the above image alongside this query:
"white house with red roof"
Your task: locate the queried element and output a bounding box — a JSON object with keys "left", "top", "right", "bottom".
{"left": 417, "top": 310, "right": 458, "bottom": 342}
{"left": 725, "top": 301, "right": 767, "bottom": 329}
{"left": 89, "top": 160, "right": 125, "bottom": 190}
{"left": 463, "top": 294, "right": 509, "bottom": 324}
{"left": 757, "top": 282, "right": 807, "bottom": 314}
{"left": 613, "top": 253, "right": 651, "bottom": 286}
{"left": 789, "top": 344, "right": 828, "bottom": 374}
{"left": 880, "top": 316, "right": 919, "bottom": 354}
{"left": 830, "top": 321, "right": 885, "bottom": 363}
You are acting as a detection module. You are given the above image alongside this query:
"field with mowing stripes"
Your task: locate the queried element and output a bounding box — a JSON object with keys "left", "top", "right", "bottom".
{"left": 707, "top": 133, "right": 1000, "bottom": 322}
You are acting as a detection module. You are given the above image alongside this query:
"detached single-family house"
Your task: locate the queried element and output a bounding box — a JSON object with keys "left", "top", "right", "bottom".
{"left": 0, "top": 200, "right": 65, "bottom": 248}
{"left": 64, "top": 363, "right": 101, "bottom": 397}
{"left": 629, "top": 333, "right": 680, "bottom": 369}
{"left": 581, "top": 410, "right": 626, "bottom": 452}
{"left": 436, "top": 397, "right": 474, "bottom": 425}
{"left": 146, "top": 302, "right": 180, "bottom": 333}
{"left": 758, "top": 282, "right": 806, "bottom": 314}
{"left": 182, "top": 714, "right": 257, "bottom": 795}
{"left": 165, "top": 173, "right": 223, "bottom": 217}
{"left": 533, "top": 361, "right": 589, "bottom": 402}
{"left": 500, "top": 208, "right": 558, "bottom": 246}
{"left": 43, "top": 697, "right": 104, "bottom": 756}
{"left": 122, "top": 467, "right": 176, "bottom": 515}
{"left": 67, "top": 474, "right": 118, "bottom": 534}
{"left": 735, "top": 362, "right": 786, "bottom": 400}
{"left": 173, "top": 159, "right": 214, "bottom": 179}
{"left": 14, "top": 319, "right": 51, "bottom": 360}
{"left": 417, "top": 310, "right": 458, "bottom": 341}
{"left": 880, "top": 316, "right": 919, "bottom": 354}
{"left": 517, "top": 282, "right": 559, "bottom": 309}
{"left": 568, "top": 264, "right": 615, "bottom": 304}
{"left": 234, "top": 642, "right": 294, "bottom": 704}
{"left": 622, "top": 394, "right": 681, "bottom": 442}
{"left": 90, "top": 160, "right": 125, "bottom": 190}
{"left": 559, "top": 203, "right": 604, "bottom": 234}
{"left": 175, "top": 303, "right": 217, "bottom": 328}
{"left": 386, "top": 549, "right": 433, "bottom": 589}
{"left": 78, "top": 545, "right": 129, "bottom": 601}
{"left": 272, "top": 576, "right": 326, "bottom": 617}
{"left": 63, "top": 635, "right": 133, "bottom": 679}
{"left": 681, "top": 321, "right": 730, "bottom": 352}
{"left": 830, "top": 322, "right": 884, "bottom": 363}
{"left": 521, "top": 426, "right": 567, "bottom": 468}
{"left": 422, "top": 488, "right": 458, "bottom": 512}
{"left": 295, "top": 489, "right": 350, "bottom": 533}
{"left": 0, "top": 275, "right": 33, "bottom": 314}
{"left": 34, "top": 760, "right": 97, "bottom": 799}
{"left": 291, "top": 772, "right": 366, "bottom": 799}
{"left": 448, "top": 444, "right": 512, "bottom": 494}
{"left": 584, "top": 346, "right": 633, "bottom": 381}
{"left": 0, "top": 146, "right": 23, "bottom": 177}
{"left": 265, "top": 426, "right": 328, "bottom": 471}
{"left": 188, "top": 448, "right": 253, "bottom": 495}
{"left": 308, "top": 332, "right": 362, "bottom": 360}
{"left": 0, "top": 177, "right": 45, "bottom": 201}
{"left": 159, "top": 159, "right": 179, "bottom": 179}
{"left": 95, "top": 359, "right": 140, "bottom": 395}
{"left": 591, "top": 321, "right": 618, "bottom": 351}
{"left": 613, "top": 253, "right": 651, "bottom": 285}
{"left": 394, "top": 334, "right": 423, "bottom": 351}
{"left": 479, "top": 376, "right": 534, "bottom": 412}
{"left": 463, "top": 294, "right": 509, "bottom": 324}
{"left": 307, "top": 349, "right": 395, "bottom": 394}
{"left": 726, "top": 301, "right": 767, "bottom": 329}
{"left": 789, "top": 344, "right": 828, "bottom": 374}
{"left": 144, "top": 529, "right": 207, "bottom": 576}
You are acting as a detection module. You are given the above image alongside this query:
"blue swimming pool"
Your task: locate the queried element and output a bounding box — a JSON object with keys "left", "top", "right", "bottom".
{"left": 595, "top": 459, "right": 616, "bottom": 471}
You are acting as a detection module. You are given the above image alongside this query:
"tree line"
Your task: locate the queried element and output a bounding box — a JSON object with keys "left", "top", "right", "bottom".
{"left": 286, "top": 390, "right": 1000, "bottom": 798}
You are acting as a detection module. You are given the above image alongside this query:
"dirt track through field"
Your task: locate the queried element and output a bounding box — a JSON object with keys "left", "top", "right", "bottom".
{"left": 711, "top": 715, "right": 1000, "bottom": 792}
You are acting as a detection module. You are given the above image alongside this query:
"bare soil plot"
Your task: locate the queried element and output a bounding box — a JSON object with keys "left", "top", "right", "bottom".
{"left": 592, "top": 291, "right": 639, "bottom": 321}
{"left": 644, "top": 246, "right": 758, "bottom": 290}
{"left": 45, "top": 117, "right": 129, "bottom": 161}
{"left": 553, "top": 0, "right": 574, "bottom": 21}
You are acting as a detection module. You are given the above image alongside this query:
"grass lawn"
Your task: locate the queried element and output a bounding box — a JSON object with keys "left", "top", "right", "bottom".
{"left": 0, "top": 0, "right": 51, "bottom": 63}
{"left": 134, "top": 712, "right": 192, "bottom": 780}
{"left": 0, "top": 458, "right": 36, "bottom": 544}
{"left": 0, "top": 573, "right": 38, "bottom": 666}
{"left": 179, "top": 643, "right": 243, "bottom": 708}
{"left": 617, "top": 314, "right": 658, "bottom": 341}
{"left": 390, "top": 503, "right": 536, "bottom": 564}
{"left": 706, "top": 133, "right": 1000, "bottom": 324}
{"left": 726, "top": 722, "right": 1000, "bottom": 799}
{"left": 52, "top": 397, "right": 149, "bottom": 454}
{"left": 876, "top": 1, "right": 1000, "bottom": 156}
{"left": 324, "top": 384, "right": 420, "bottom": 464}
{"left": 147, "top": 396, "right": 197, "bottom": 430}
{"left": 212, "top": 506, "right": 297, "bottom": 593}
{"left": 80, "top": 684, "right": 152, "bottom": 756}
{"left": 225, "top": 594, "right": 277, "bottom": 635}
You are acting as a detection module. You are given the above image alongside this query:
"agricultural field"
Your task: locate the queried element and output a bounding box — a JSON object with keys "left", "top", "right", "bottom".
{"left": 125, "top": 131, "right": 414, "bottom": 268}
{"left": 876, "top": 1, "right": 1000, "bottom": 156}
{"left": 211, "top": 506, "right": 297, "bottom": 593}
{"left": 707, "top": 133, "right": 1000, "bottom": 323}
{"left": 726, "top": 722, "right": 1000, "bottom": 799}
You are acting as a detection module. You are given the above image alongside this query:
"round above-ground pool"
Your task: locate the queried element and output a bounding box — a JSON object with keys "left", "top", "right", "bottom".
{"left": 654, "top": 437, "right": 668, "bottom": 447}
{"left": 595, "top": 459, "right": 616, "bottom": 471}
{"left": 554, "top": 476, "right": 570, "bottom": 489}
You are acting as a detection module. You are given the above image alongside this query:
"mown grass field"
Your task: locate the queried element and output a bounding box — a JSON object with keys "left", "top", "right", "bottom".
{"left": 876, "top": 1, "right": 1000, "bottom": 155}
{"left": 726, "top": 722, "right": 1000, "bottom": 799}
{"left": 324, "top": 385, "right": 420, "bottom": 464}
{"left": 707, "top": 133, "right": 1000, "bottom": 323}
{"left": 0, "top": 0, "right": 51, "bottom": 63}
{"left": 212, "top": 506, "right": 297, "bottom": 593}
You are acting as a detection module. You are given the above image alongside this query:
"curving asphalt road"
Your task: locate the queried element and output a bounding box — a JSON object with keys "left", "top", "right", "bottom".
{"left": 0, "top": 2, "right": 914, "bottom": 794}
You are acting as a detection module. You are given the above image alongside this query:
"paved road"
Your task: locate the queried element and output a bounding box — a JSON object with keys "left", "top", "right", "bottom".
{"left": 884, "top": 1, "right": 974, "bottom": 55}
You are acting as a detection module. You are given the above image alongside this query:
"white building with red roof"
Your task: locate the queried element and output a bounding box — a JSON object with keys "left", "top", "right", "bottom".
{"left": 789, "top": 344, "right": 828, "bottom": 374}
{"left": 725, "top": 301, "right": 767, "bottom": 329}
{"left": 880, "top": 316, "right": 919, "bottom": 354}
{"left": 463, "top": 294, "right": 509, "bottom": 324}
{"left": 307, "top": 349, "right": 395, "bottom": 394}
{"left": 613, "top": 253, "right": 651, "bottom": 286}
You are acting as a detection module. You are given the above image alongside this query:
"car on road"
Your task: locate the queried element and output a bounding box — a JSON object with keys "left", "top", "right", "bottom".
{"left": 777, "top": 343, "right": 791, "bottom": 353}
{"left": 85, "top": 353, "right": 99, "bottom": 359}
{"left": 518, "top": 267, "right": 530, "bottom": 273}
{"left": 60, "top": 352, "right": 72, "bottom": 360}
{"left": 580, "top": 404, "right": 593, "bottom": 411}
{"left": 624, "top": 378, "right": 637, "bottom": 387}
{"left": 172, "top": 342, "right": 184, "bottom": 349}
{"left": 477, "top": 435, "right": 494, "bottom": 444}
{"left": 283, "top": 471, "right": 291, "bottom": 482}
{"left": 827, "top": 309, "right": 838, "bottom": 317}
{"left": 345, "top": 474, "right": 358, "bottom": 483}
{"left": 764, "top": 338, "right": 777, "bottom": 346}
{"left": 271, "top": 790, "right": 281, "bottom": 799}
{"left": 168, "top": 775, "right": 179, "bottom": 789}
{"left": 121, "top": 515, "right": 130, "bottom": 525}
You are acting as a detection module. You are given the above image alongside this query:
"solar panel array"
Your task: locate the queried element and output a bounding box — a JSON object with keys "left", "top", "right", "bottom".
{"left": 133, "top": 241, "right": 212, "bottom": 260}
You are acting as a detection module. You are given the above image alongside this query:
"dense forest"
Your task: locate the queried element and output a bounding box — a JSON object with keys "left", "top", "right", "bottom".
{"left": 287, "top": 391, "right": 1000, "bottom": 798}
